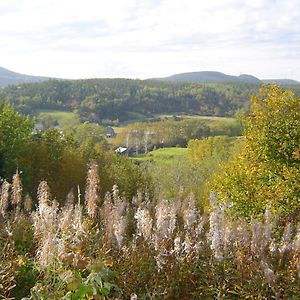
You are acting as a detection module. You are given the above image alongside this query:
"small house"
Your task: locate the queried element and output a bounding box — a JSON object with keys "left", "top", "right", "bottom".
{"left": 106, "top": 126, "right": 116, "bottom": 138}
{"left": 115, "top": 147, "right": 127, "bottom": 155}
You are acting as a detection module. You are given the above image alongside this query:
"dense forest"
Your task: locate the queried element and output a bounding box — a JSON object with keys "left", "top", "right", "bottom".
{"left": 0, "top": 79, "right": 265, "bottom": 122}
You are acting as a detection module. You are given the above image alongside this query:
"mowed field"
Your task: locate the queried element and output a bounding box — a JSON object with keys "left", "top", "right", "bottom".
{"left": 37, "top": 110, "right": 80, "bottom": 127}
{"left": 132, "top": 147, "right": 188, "bottom": 164}
{"left": 154, "top": 113, "right": 235, "bottom": 122}
{"left": 112, "top": 114, "right": 236, "bottom": 135}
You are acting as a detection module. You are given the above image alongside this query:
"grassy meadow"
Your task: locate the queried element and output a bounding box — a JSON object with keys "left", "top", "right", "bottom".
{"left": 131, "top": 147, "right": 188, "bottom": 164}
{"left": 37, "top": 109, "right": 80, "bottom": 128}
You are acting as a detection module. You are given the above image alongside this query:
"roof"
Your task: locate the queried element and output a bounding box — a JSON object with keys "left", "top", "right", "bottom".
{"left": 115, "top": 147, "right": 127, "bottom": 153}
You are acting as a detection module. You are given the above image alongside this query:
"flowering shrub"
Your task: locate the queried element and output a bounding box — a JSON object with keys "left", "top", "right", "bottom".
{"left": 1, "top": 167, "right": 300, "bottom": 299}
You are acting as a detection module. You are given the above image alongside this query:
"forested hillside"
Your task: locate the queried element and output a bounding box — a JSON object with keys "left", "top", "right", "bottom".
{"left": 0, "top": 67, "right": 49, "bottom": 87}
{"left": 157, "top": 71, "right": 262, "bottom": 84}
{"left": 0, "top": 79, "right": 261, "bottom": 122}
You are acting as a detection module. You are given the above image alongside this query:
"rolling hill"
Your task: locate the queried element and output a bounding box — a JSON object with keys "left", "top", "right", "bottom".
{"left": 156, "top": 71, "right": 262, "bottom": 84}
{"left": 156, "top": 71, "right": 299, "bottom": 85}
{"left": 0, "top": 66, "right": 50, "bottom": 87}
{"left": 1, "top": 67, "right": 299, "bottom": 87}
{"left": 262, "top": 79, "right": 300, "bottom": 85}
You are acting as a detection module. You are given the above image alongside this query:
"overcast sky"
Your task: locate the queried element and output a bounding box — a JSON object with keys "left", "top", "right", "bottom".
{"left": 1, "top": 0, "right": 300, "bottom": 80}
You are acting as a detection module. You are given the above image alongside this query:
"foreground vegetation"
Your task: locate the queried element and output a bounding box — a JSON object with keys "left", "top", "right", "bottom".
{"left": 1, "top": 170, "right": 300, "bottom": 299}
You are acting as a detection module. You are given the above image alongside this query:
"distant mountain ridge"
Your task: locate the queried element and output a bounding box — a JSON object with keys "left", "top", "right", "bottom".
{"left": 156, "top": 71, "right": 300, "bottom": 85}
{"left": 0, "top": 66, "right": 299, "bottom": 87}
{"left": 262, "top": 79, "right": 300, "bottom": 85}
{"left": 0, "top": 66, "right": 50, "bottom": 87}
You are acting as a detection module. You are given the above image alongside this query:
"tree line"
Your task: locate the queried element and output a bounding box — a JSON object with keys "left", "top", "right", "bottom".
{"left": 0, "top": 105, "right": 151, "bottom": 205}
{"left": 0, "top": 79, "right": 263, "bottom": 122}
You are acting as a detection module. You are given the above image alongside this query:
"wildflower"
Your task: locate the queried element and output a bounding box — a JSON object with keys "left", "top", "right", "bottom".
{"left": 85, "top": 162, "right": 100, "bottom": 219}
{"left": 183, "top": 234, "right": 193, "bottom": 256}
{"left": 59, "top": 204, "right": 74, "bottom": 235}
{"left": 251, "top": 219, "right": 263, "bottom": 255}
{"left": 293, "top": 224, "right": 300, "bottom": 253}
{"left": 112, "top": 184, "right": 120, "bottom": 203}
{"left": 33, "top": 183, "right": 61, "bottom": 268}
{"left": 155, "top": 252, "right": 167, "bottom": 271}
{"left": 279, "top": 222, "right": 292, "bottom": 255}
{"left": 173, "top": 236, "right": 182, "bottom": 256}
{"left": 102, "top": 192, "right": 114, "bottom": 245}
{"left": 209, "top": 191, "right": 218, "bottom": 207}
{"left": 65, "top": 188, "right": 75, "bottom": 208}
{"left": 194, "top": 217, "right": 205, "bottom": 238}
{"left": 260, "top": 261, "right": 276, "bottom": 289}
{"left": 17, "top": 255, "right": 26, "bottom": 266}
{"left": 24, "top": 194, "right": 33, "bottom": 213}
{"left": 155, "top": 199, "right": 178, "bottom": 240}
{"left": 36, "top": 233, "right": 60, "bottom": 268}
{"left": 11, "top": 170, "right": 22, "bottom": 209}
{"left": 236, "top": 220, "right": 250, "bottom": 249}
{"left": 112, "top": 195, "right": 128, "bottom": 249}
{"left": 113, "top": 216, "right": 127, "bottom": 249}
{"left": 181, "top": 193, "right": 198, "bottom": 232}
{"left": 0, "top": 180, "right": 10, "bottom": 216}
{"left": 132, "top": 190, "right": 143, "bottom": 207}
{"left": 135, "top": 207, "right": 153, "bottom": 240}
{"left": 208, "top": 202, "right": 225, "bottom": 262}
{"left": 73, "top": 203, "right": 87, "bottom": 238}
{"left": 102, "top": 187, "right": 128, "bottom": 249}
{"left": 37, "top": 181, "right": 51, "bottom": 204}
{"left": 103, "top": 259, "right": 113, "bottom": 267}
{"left": 269, "top": 240, "right": 277, "bottom": 255}
{"left": 263, "top": 206, "right": 275, "bottom": 250}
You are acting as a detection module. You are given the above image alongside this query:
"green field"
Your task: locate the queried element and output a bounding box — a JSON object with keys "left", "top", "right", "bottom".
{"left": 154, "top": 113, "right": 235, "bottom": 122}
{"left": 37, "top": 110, "right": 80, "bottom": 127}
{"left": 132, "top": 147, "right": 188, "bottom": 164}
{"left": 107, "top": 111, "right": 236, "bottom": 127}
{"left": 112, "top": 126, "right": 126, "bottom": 134}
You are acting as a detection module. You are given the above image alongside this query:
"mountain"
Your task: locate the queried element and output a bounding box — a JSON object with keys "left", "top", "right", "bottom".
{"left": 0, "top": 66, "right": 50, "bottom": 87}
{"left": 156, "top": 71, "right": 262, "bottom": 84}
{"left": 1, "top": 67, "right": 299, "bottom": 87}
{"left": 156, "top": 71, "right": 300, "bottom": 85}
{"left": 262, "top": 79, "right": 300, "bottom": 85}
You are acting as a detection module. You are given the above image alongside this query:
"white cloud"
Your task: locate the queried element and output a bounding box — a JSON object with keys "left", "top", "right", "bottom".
{"left": 0, "top": 0, "right": 300, "bottom": 80}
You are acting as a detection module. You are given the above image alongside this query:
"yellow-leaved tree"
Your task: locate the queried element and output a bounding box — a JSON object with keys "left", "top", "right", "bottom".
{"left": 209, "top": 85, "right": 300, "bottom": 220}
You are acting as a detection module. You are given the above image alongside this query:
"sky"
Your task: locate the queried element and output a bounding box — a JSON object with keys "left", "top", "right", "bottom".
{"left": 1, "top": 0, "right": 300, "bottom": 80}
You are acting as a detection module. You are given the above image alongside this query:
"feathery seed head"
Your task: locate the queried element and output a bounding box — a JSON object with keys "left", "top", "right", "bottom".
{"left": 11, "top": 170, "right": 22, "bottom": 208}
{"left": 279, "top": 222, "right": 293, "bottom": 255}
{"left": 208, "top": 203, "right": 225, "bottom": 262}
{"left": 155, "top": 199, "right": 178, "bottom": 239}
{"left": 293, "top": 224, "right": 300, "bottom": 253}
{"left": 85, "top": 162, "right": 100, "bottom": 219}
{"left": 135, "top": 207, "right": 153, "bottom": 240}
{"left": 0, "top": 180, "right": 10, "bottom": 216}
{"left": 65, "top": 188, "right": 75, "bottom": 208}
{"left": 37, "top": 181, "right": 51, "bottom": 205}
{"left": 260, "top": 261, "right": 276, "bottom": 289}
{"left": 113, "top": 216, "right": 127, "bottom": 249}
{"left": 24, "top": 194, "right": 33, "bottom": 213}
